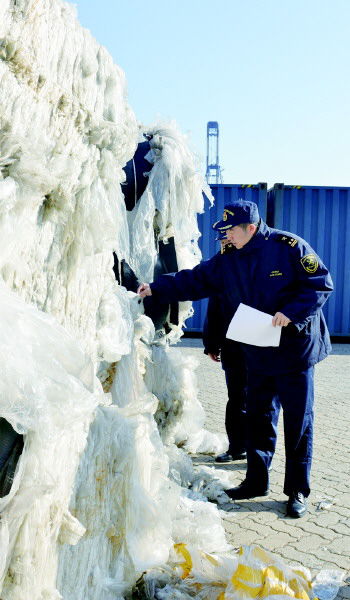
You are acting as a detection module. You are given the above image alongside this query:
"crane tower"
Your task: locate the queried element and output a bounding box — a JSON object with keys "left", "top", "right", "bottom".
{"left": 206, "top": 121, "right": 223, "bottom": 184}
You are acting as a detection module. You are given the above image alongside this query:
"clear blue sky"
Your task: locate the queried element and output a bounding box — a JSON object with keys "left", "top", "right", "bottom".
{"left": 75, "top": 0, "right": 349, "bottom": 187}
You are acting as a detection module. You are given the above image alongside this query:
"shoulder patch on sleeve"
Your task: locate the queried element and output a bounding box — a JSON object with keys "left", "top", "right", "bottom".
{"left": 276, "top": 234, "right": 298, "bottom": 248}
{"left": 300, "top": 253, "right": 319, "bottom": 273}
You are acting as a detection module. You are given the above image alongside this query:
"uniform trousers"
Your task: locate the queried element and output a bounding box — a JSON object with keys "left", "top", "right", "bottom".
{"left": 224, "top": 364, "right": 247, "bottom": 455}
{"left": 245, "top": 366, "right": 314, "bottom": 497}
{"left": 224, "top": 356, "right": 280, "bottom": 458}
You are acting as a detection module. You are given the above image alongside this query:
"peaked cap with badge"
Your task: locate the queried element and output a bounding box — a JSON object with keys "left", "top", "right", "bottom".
{"left": 212, "top": 200, "right": 260, "bottom": 238}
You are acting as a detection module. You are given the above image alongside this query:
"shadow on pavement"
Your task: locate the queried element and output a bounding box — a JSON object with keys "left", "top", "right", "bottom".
{"left": 218, "top": 498, "right": 287, "bottom": 517}
{"left": 191, "top": 455, "right": 247, "bottom": 472}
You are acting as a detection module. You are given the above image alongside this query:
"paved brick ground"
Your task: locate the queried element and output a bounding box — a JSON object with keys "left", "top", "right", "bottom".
{"left": 178, "top": 337, "right": 350, "bottom": 599}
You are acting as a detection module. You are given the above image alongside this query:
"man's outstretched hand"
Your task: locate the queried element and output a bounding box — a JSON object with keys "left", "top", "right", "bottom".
{"left": 272, "top": 312, "right": 291, "bottom": 327}
{"left": 137, "top": 283, "right": 152, "bottom": 298}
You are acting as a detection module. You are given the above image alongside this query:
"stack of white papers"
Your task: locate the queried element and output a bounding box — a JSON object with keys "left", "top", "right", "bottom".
{"left": 226, "top": 303, "right": 282, "bottom": 347}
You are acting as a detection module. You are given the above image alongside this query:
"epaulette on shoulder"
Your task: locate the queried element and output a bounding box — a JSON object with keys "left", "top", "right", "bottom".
{"left": 221, "top": 242, "right": 234, "bottom": 255}
{"left": 276, "top": 234, "right": 298, "bottom": 248}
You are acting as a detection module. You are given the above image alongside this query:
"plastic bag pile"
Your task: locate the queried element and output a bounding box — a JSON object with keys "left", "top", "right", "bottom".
{"left": 0, "top": 1, "right": 344, "bottom": 600}
{"left": 0, "top": 283, "right": 100, "bottom": 599}
{"left": 136, "top": 544, "right": 344, "bottom": 600}
{"left": 0, "top": 1, "right": 228, "bottom": 598}
{"left": 0, "top": 0, "right": 137, "bottom": 361}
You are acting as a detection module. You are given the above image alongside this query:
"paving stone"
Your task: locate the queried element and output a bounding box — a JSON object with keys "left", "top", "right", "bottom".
{"left": 296, "top": 520, "right": 342, "bottom": 540}
{"left": 228, "top": 528, "right": 264, "bottom": 546}
{"left": 333, "top": 506, "right": 350, "bottom": 519}
{"left": 241, "top": 522, "right": 275, "bottom": 539}
{"left": 307, "top": 547, "right": 350, "bottom": 571}
{"left": 315, "top": 510, "right": 349, "bottom": 526}
{"left": 326, "top": 536, "right": 350, "bottom": 556}
{"left": 268, "top": 518, "right": 305, "bottom": 539}
{"left": 259, "top": 532, "right": 295, "bottom": 551}
{"left": 222, "top": 520, "right": 244, "bottom": 535}
{"left": 249, "top": 511, "right": 280, "bottom": 524}
{"left": 331, "top": 523, "right": 350, "bottom": 535}
{"left": 278, "top": 545, "right": 321, "bottom": 570}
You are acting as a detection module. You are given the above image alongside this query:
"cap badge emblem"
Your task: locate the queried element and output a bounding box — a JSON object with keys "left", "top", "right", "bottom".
{"left": 223, "top": 209, "right": 234, "bottom": 221}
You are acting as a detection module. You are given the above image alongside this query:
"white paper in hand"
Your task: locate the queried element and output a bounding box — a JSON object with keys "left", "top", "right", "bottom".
{"left": 226, "top": 303, "right": 281, "bottom": 347}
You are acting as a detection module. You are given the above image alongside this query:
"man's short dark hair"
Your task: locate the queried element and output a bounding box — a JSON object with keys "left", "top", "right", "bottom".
{"left": 238, "top": 221, "right": 259, "bottom": 231}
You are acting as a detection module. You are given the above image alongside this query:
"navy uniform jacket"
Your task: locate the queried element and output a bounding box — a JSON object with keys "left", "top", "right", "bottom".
{"left": 150, "top": 221, "right": 333, "bottom": 375}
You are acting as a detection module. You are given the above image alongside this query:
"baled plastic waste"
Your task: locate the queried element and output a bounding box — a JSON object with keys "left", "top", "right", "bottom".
{"left": 0, "top": 1, "right": 344, "bottom": 599}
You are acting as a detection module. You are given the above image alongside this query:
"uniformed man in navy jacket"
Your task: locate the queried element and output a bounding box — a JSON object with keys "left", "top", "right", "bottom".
{"left": 138, "top": 200, "right": 333, "bottom": 518}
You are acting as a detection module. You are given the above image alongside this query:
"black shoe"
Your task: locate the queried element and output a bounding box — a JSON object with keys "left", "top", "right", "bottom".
{"left": 225, "top": 480, "right": 269, "bottom": 500}
{"left": 215, "top": 451, "right": 247, "bottom": 463}
{"left": 287, "top": 492, "right": 307, "bottom": 518}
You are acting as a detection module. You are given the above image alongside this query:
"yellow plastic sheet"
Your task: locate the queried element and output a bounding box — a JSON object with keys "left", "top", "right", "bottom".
{"left": 172, "top": 543, "right": 317, "bottom": 600}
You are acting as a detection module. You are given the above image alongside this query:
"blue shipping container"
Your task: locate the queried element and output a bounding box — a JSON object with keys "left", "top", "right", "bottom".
{"left": 186, "top": 183, "right": 268, "bottom": 332}
{"left": 268, "top": 184, "right": 350, "bottom": 337}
